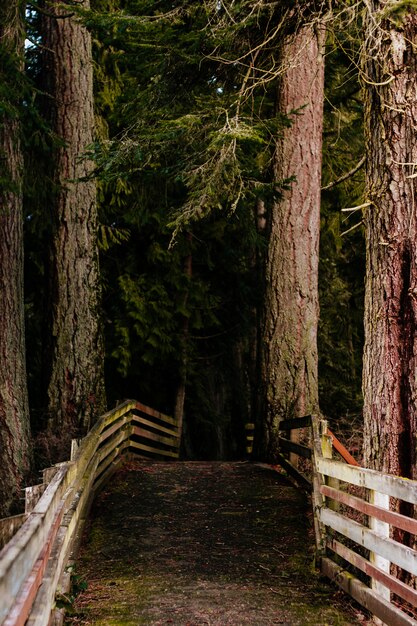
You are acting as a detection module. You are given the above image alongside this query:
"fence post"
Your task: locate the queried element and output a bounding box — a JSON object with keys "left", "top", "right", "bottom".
{"left": 71, "top": 439, "right": 80, "bottom": 461}
{"left": 369, "top": 488, "right": 390, "bottom": 621}
{"left": 245, "top": 423, "right": 254, "bottom": 457}
{"left": 320, "top": 422, "right": 340, "bottom": 512}
{"left": 311, "top": 415, "right": 328, "bottom": 560}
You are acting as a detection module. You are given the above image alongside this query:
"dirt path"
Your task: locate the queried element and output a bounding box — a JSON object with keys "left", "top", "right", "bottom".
{"left": 67, "top": 461, "right": 367, "bottom": 625}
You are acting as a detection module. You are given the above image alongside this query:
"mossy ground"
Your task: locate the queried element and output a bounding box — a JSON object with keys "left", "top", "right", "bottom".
{"left": 66, "top": 461, "right": 370, "bottom": 625}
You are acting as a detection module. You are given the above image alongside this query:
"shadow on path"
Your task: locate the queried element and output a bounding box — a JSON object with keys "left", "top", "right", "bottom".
{"left": 67, "top": 461, "right": 367, "bottom": 625}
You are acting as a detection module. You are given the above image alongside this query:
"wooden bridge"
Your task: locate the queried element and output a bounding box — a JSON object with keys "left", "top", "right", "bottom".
{"left": 1, "top": 401, "right": 417, "bottom": 625}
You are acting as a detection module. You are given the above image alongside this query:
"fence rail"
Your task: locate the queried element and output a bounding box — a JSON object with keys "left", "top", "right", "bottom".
{"left": 279, "top": 415, "right": 417, "bottom": 626}
{"left": 0, "top": 400, "right": 179, "bottom": 626}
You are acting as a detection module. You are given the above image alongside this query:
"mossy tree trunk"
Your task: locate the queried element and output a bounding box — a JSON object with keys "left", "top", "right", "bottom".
{"left": 0, "top": 0, "right": 31, "bottom": 516}
{"left": 256, "top": 24, "right": 324, "bottom": 460}
{"left": 363, "top": 7, "right": 417, "bottom": 479}
{"left": 42, "top": 1, "right": 106, "bottom": 457}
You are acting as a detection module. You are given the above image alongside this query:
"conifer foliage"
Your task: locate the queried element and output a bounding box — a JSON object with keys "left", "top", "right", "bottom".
{"left": 0, "top": 0, "right": 400, "bottom": 514}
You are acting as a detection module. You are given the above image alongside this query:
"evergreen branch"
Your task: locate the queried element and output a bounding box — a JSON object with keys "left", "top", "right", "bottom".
{"left": 26, "top": 2, "right": 74, "bottom": 19}
{"left": 207, "top": 9, "right": 290, "bottom": 67}
{"left": 321, "top": 155, "right": 365, "bottom": 191}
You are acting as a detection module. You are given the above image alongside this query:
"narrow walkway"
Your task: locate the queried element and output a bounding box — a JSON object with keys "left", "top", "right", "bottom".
{"left": 67, "top": 461, "right": 365, "bottom": 626}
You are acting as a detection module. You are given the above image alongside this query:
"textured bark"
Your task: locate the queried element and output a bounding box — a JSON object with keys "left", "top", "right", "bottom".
{"left": 256, "top": 25, "right": 324, "bottom": 460}
{"left": 363, "top": 8, "right": 417, "bottom": 480}
{"left": 42, "top": 1, "right": 106, "bottom": 453}
{"left": 0, "top": 1, "right": 31, "bottom": 516}
{"left": 174, "top": 233, "right": 193, "bottom": 447}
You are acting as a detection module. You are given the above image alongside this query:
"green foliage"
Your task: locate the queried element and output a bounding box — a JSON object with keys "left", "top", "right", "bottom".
{"left": 82, "top": 0, "right": 294, "bottom": 236}
{"left": 81, "top": 0, "right": 278, "bottom": 433}
{"left": 98, "top": 224, "right": 130, "bottom": 251}
{"left": 20, "top": 0, "right": 367, "bottom": 456}
{"left": 319, "top": 16, "right": 365, "bottom": 421}
{"left": 380, "top": 0, "right": 417, "bottom": 26}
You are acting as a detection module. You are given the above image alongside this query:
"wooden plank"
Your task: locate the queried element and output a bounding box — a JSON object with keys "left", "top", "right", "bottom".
{"left": 0, "top": 398, "right": 177, "bottom": 625}
{"left": 0, "top": 514, "right": 44, "bottom": 623}
{"left": 31, "top": 465, "right": 74, "bottom": 516}
{"left": 317, "top": 457, "right": 417, "bottom": 504}
{"left": 96, "top": 441, "right": 130, "bottom": 485}
{"left": 129, "top": 440, "right": 179, "bottom": 459}
{"left": 70, "top": 439, "right": 80, "bottom": 461}
{"left": 135, "top": 401, "right": 177, "bottom": 427}
{"left": 97, "top": 428, "right": 130, "bottom": 465}
{"left": 310, "top": 415, "right": 329, "bottom": 557}
{"left": 272, "top": 455, "right": 312, "bottom": 491}
{"left": 0, "top": 515, "right": 27, "bottom": 552}
{"left": 93, "top": 400, "right": 136, "bottom": 432}
{"left": 25, "top": 485, "right": 47, "bottom": 515}
{"left": 42, "top": 466, "right": 59, "bottom": 484}
{"left": 327, "top": 428, "right": 359, "bottom": 466}
{"left": 25, "top": 525, "right": 69, "bottom": 626}
{"left": 369, "top": 489, "right": 390, "bottom": 603}
{"left": 27, "top": 446, "right": 110, "bottom": 625}
{"left": 2, "top": 504, "right": 64, "bottom": 626}
{"left": 328, "top": 538, "right": 417, "bottom": 608}
{"left": 279, "top": 415, "right": 312, "bottom": 431}
{"left": 132, "top": 426, "right": 178, "bottom": 449}
{"left": 131, "top": 415, "right": 179, "bottom": 439}
{"left": 0, "top": 434, "right": 100, "bottom": 623}
{"left": 0, "top": 465, "right": 71, "bottom": 623}
{"left": 99, "top": 414, "right": 131, "bottom": 444}
{"left": 278, "top": 437, "right": 312, "bottom": 459}
{"left": 93, "top": 452, "right": 128, "bottom": 495}
{"left": 70, "top": 401, "right": 135, "bottom": 476}
{"left": 320, "top": 485, "right": 417, "bottom": 536}
{"left": 320, "top": 507, "right": 417, "bottom": 576}
{"left": 322, "top": 557, "right": 417, "bottom": 626}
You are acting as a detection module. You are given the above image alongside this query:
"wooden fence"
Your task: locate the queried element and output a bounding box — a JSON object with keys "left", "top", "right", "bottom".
{"left": 280, "top": 415, "right": 417, "bottom": 626}
{"left": 0, "top": 400, "right": 179, "bottom": 626}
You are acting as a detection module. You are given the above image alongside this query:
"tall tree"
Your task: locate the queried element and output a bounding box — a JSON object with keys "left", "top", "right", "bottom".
{"left": 0, "top": 0, "right": 31, "bottom": 515}
{"left": 362, "top": 5, "right": 417, "bottom": 478}
{"left": 319, "top": 17, "right": 365, "bottom": 424}
{"left": 41, "top": 0, "right": 106, "bottom": 456}
{"left": 256, "top": 21, "right": 325, "bottom": 459}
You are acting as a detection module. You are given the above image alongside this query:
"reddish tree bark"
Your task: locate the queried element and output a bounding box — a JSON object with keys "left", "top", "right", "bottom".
{"left": 42, "top": 1, "right": 106, "bottom": 456}
{"left": 0, "top": 0, "right": 31, "bottom": 516}
{"left": 363, "top": 8, "right": 417, "bottom": 480}
{"left": 256, "top": 24, "right": 324, "bottom": 460}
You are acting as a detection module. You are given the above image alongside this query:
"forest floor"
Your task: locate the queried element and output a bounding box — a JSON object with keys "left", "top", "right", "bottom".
{"left": 65, "top": 461, "right": 370, "bottom": 626}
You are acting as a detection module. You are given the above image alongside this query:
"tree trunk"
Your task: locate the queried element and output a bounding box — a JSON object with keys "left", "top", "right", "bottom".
{"left": 42, "top": 1, "right": 106, "bottom": 456}
{"left": 363, "top": 8, "right": 417, "bottom": 480}
{"left": 256, "top": 24, "right": 324, "bottom": 460}
{"left": 0, "top": 0, "right": 31, "bottom": 516}
{"left": 174, "top": 232, "right": 193, "bottom": 448}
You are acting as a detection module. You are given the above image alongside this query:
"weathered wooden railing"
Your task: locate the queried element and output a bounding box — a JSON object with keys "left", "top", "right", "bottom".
{"left": 279, "top": 415, "right": 417, "bottom": 626}
{"left": 0, "top": 400, "right": 179, "bottom": 626}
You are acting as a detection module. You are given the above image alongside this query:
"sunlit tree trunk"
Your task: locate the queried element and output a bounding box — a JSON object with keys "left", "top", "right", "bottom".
{"left": 363, "top": 7, "right": 417, "bottom": 480}
{"left": 0, "top": 0, "right": 31, "bottom": 515}
{"left": 256, "top": 24, "right": 324, "bottom": 460}
{"left": 42, "top": 1, "right": 106, "bottom": 457}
